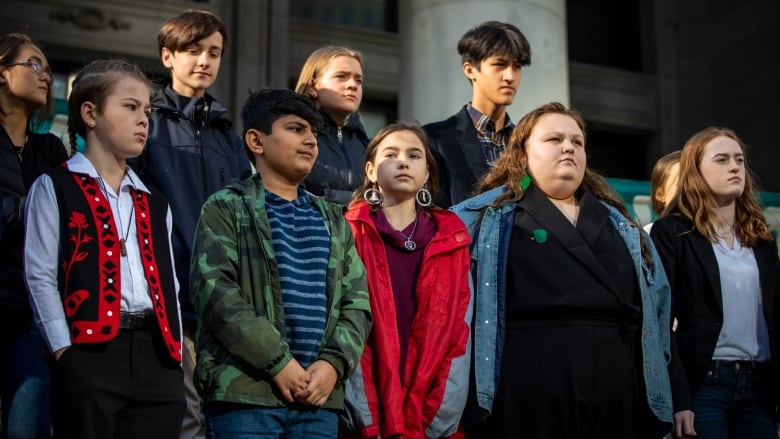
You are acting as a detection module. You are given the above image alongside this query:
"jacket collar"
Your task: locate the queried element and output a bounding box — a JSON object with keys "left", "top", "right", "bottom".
{"left": 453, "top": 106, "right": 491, "bottom": 182}
{"left": 67, "top": 152, "right": 150, "bottom": 194}
{"left": 684, "top": 221, "right": 724, "bottom": 312}
{"left": 517, "top": 184, "right": 621, "bottom": 295}
{"left": 319, "top": 107, "right": 368, "bottom": 138}
{"left": 347, "top": 201, "right": 471, "bottom": 252}
{"left": 152, "top": 85, "right": 230, "bottom": 127}
{"left": 456, "top": 185, "right": 509, "bottom": 212}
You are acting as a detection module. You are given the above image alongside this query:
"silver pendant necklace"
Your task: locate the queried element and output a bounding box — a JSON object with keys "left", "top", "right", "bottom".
{"left": 400, "top": 217, "right": 418, "bottom": 251}
{"left": 14, "top": 135, "right": 28, "bottom": 162}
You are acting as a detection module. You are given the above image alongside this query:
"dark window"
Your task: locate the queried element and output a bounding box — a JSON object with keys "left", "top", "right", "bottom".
{"left": 567, "top": 0, "right": 643, "bottom": 71}
{"left": 585, "top": 125, "right": 650, "bottom": 180}
{"left": 292, "top": 0, "right": 398, "bottom": 32}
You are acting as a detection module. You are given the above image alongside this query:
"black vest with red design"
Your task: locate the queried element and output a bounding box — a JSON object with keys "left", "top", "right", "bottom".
{"left": 49, "top": 165, "right": 182, "bottom": 362}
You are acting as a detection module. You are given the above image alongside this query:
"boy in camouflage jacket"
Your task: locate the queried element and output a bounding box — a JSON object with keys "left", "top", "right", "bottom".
{"left": 190, "top": 88, "right": 371, "bottom": 438}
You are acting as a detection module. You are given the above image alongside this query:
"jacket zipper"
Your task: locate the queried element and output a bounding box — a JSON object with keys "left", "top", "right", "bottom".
{"left": 197, "top": 128, "right": 208, "bottom": 197}
{"left": 337, "top": 126, "right": 354, "bottom": 173}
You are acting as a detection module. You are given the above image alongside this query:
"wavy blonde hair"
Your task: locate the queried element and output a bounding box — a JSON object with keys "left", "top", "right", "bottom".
{"left": 294, "top": 45, "right": 362, "bottom": 103}
{"left": 476, "top": 102, "right": 653, "bottom": 265}
{"left": 663, "top": 127, "right": 772, "bottom": 247}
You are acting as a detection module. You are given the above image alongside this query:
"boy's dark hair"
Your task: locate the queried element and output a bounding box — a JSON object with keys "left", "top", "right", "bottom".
{"left": 158, "top": 10, "right": 228, "bottom": 56}
{"left": 457, "top": 21, "right": 531, "bottom": 69}
{"left": 240, "top": 88, "right": 323, "bottom": 163}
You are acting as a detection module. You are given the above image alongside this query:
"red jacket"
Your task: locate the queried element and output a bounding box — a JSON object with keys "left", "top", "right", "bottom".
{"left": 342, "top": 202, "right": 472, "bottom": 439}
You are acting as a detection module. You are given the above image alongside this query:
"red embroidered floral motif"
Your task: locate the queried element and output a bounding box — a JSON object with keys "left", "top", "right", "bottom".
{"left": 61, "top": 211, "right": 94, "bottom": 291}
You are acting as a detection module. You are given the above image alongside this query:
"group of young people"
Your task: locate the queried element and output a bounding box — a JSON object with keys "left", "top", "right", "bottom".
{"left": 0, "top": 8, "right": 777, "bottom": 439}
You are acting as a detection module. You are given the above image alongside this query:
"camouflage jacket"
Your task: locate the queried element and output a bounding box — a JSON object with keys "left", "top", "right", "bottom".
{"left": 190, "top": 174, "right": 371, "bottom": 409}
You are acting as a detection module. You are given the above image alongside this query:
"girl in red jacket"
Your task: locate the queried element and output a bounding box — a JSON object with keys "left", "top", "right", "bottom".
{"left": 342, "top": 121, "right": 472, "bottom": 439}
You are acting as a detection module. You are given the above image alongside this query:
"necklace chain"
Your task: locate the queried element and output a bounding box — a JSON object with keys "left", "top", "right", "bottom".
{"left": 96, "top": 175, "right": 134, "bottom": 257}
{"left": 399, "top": 217, "right": 418, "bottom": 251}
{"left": 14, "top": 135, "right": 28, "bottom": 162}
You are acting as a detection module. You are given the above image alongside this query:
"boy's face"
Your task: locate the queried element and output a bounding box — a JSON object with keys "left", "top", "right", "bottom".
{"left": 249, "top": 115, "right": 318, "bottom": 185}
{"left": 88, "top": 76, "right": 151, "bottom": 160}
{"left": 161, "top": 31, "right": 223, "bottom": 98}
{"left": 464, "top": 54, "right": 522, "bottom": 110}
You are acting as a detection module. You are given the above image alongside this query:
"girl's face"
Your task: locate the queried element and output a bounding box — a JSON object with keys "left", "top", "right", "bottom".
{"left": 525, "top": 113, "right": 586, "bottom": 200}
{"left": 366, "top": 130, "right": 429, "bottom": 205}
{"left": 312, "top": 56, "right": 363, "bottom": 122}
{"left": 89, "top": 76, "right": 151, "bottom": 159}
{"left": 699, "top": 135, "right": 745, "bottom": 205}
{"left": 0, "top": 44, "right": 51, "bottom": 110}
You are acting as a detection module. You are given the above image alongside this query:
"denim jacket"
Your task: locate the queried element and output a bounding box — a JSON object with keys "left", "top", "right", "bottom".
{"left": 452, "top": 186, "right": 674, "bottom": 425}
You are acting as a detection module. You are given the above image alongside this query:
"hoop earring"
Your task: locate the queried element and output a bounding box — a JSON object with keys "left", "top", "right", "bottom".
{"left": 363, "top": 186, "right": 382, "bottom": 206}
{"left": 415, "top": 187, "right": 432, "bottom": 207}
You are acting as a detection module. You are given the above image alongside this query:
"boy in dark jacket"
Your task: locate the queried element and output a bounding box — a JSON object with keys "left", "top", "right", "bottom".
{"left": 423, "top": 21, "right": 531, "bottom": 207}
{"left": 190, "top": 88, "right": 371, "bottom": 438}
{"left": 129, "top": 10, "right": 251, "bottom": 439}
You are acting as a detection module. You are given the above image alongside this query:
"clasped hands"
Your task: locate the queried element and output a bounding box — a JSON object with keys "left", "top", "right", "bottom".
{"left": 272, "top": 358, "right": 338, "bottom": 407}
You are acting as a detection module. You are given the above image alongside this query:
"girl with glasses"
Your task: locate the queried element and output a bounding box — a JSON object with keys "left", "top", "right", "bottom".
{"left": 0, "top": 32, "right": 67, "bottom": 439}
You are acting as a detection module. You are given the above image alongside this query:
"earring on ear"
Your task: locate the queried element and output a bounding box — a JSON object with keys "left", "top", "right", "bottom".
{"left": 363, "top": 184, "right": 382, "bottom": 206}
{"left": 415, "top": 187, "right": 432, "bottom": 207}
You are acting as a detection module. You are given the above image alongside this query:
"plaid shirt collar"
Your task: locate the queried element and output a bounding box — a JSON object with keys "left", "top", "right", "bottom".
{"left": 467, "top": 103, "right": 514, "bottom": 164}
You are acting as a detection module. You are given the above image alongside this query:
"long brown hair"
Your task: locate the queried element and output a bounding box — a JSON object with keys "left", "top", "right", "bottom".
{"left": 349, "top": 121, "right": 439, "bottom": 211}
{"left": 0, "top": 32, "right": 53, "bottom": 128}
{"left": 476, "top": 101, "right": 654, "bottom": 265}
{"left": 663, "top": 127, "right": 772, "bottom": 246}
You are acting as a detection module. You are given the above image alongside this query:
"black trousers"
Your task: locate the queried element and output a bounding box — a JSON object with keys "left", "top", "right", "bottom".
{"left": 52, "top": 327, "right": 185, "bottom": 439}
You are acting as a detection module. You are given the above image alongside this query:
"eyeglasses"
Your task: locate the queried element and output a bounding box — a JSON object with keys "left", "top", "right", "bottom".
{"left": 4, "top": 58, "right": 52, "bottom": 79}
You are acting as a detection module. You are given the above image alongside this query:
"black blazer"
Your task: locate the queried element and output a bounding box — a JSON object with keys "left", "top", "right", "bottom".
{"left": 423, "top": 106, "right": 490, "bottom": 208}
{"left": 651, "top": 215, "right": 779, "bottom": 412}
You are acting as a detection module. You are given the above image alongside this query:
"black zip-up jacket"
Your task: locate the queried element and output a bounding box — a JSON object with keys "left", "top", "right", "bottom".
{"left": 303, "top": 109, "right": 369, "bottom": 205}
{"left": 130, "top": 86, "right": 252, "bottom": 318}
{"left": 0, "top": 125, "right": 67, "bottom": 325}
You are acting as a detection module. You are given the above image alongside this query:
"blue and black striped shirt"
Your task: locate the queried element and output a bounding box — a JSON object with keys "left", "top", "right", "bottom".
{"left": 265, "top": 189, "right": 329, "bottom": 368}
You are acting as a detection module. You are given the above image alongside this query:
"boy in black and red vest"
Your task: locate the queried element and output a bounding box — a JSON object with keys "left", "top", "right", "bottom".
{"left": 24, "top": 60, "right": 184, "bottom": 439}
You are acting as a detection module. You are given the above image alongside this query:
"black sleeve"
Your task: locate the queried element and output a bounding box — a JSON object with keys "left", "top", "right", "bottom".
{"left": 425, "top": 127, "right": 452, "bottom": 208}
{"left": 651, "top": 218, "right": 692, "bottom": 412}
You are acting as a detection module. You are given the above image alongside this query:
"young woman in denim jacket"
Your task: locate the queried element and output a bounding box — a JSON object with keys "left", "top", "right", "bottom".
{"left": 452, "top": 102, "right": 680, "bottom": 438}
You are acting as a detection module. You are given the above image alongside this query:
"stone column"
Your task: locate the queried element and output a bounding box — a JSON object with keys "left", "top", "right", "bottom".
{"left": 398, "top": 0, "right": 569, "bottom": 123}
{"left": 210, "top": 0, "right": 291, "bottom": 121}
